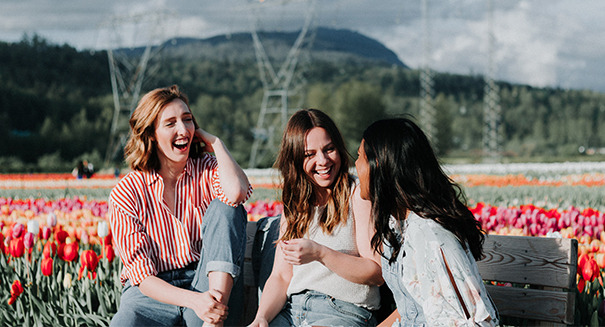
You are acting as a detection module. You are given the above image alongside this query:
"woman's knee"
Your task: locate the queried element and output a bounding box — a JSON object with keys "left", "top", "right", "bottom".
{"left": 204, "top": 199, "right": 247, "bottom": 231}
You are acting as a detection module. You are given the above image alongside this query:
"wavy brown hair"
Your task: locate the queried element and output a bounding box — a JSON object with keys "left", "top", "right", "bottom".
{"left": 275, "top": 109, "right": 353, "bottom": 240}
{"left": 124, "top": 85, "right": 203, "bottom": 172}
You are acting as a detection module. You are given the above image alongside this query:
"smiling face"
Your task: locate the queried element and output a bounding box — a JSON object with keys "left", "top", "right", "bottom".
{"left": 303, "top": 127, "right": 342, "bottom": 193}
{"left": 153, "top": 99, "right": 195, "bottom": 168}
{"left": 355, "top": 139, "right": 370, "bottom": 201}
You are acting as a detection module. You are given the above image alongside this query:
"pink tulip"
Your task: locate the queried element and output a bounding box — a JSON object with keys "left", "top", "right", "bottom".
{"left": 41, "top": 226, "right": 52, "bottom": 240}
{"left": 80, "top": 230, "right": 89, "bottom": 245}
{"left": 47, "top": 213, "right": 57, "bottom": 228}
{"left": 12, "top": 223, "right": 24, "bottom": 239}
{"left": 23, "top": 232, "right": 35, "bottom": 249}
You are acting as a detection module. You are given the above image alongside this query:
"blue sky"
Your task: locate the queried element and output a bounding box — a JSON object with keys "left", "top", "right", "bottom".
{"left": 1, "top": 0, "right": 604, "bottom": 93}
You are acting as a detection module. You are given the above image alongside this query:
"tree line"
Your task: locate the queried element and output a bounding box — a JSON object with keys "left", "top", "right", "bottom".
{"left": 1, "top": 35, "right": 604, "bottom": 173}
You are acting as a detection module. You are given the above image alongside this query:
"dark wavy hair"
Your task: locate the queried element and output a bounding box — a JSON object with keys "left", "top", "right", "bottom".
{"left": 274, "top": 109, "right": 352, "bottom": 240}
{"left": 124, "top": 85, "right": 204, "bottom": 172}
{"left": 363, "top": 117, "right": 485, "bottom": 263}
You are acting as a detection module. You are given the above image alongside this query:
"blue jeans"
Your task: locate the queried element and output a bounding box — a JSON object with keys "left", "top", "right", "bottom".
{"left": 270, "top": 291, "right": 376, "bottom": 327}
{"left": 110, "top": 199, "right": 247, "bottom": 327}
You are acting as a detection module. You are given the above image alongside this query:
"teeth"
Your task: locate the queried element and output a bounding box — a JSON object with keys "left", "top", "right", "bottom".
{"left": 174, "top": 140, "right": 188, "bottom": 146}
{"left": 317, "top": 168, "right": 330, "bottom": 174}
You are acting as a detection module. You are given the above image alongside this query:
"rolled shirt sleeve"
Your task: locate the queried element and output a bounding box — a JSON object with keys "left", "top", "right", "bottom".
{"left": 109, "top": 187, "right": 157, "bottom": 285}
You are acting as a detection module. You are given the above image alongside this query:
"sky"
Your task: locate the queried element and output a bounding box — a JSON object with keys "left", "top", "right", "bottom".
{"left": 1, "top": 0, "right": 604, "bottom": 93}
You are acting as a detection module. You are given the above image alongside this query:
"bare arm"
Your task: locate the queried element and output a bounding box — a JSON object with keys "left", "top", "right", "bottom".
{"left": 249, "top": 220, "right": 293, "bottom": 327}
{"left": 138, "top": 275, "right": 228, "bottom": 325}
{"left": 196, "top": 128, "right": 250, "bottom": 204}
{"left": 280, "top": 185, "right": 383, "bottom": 286}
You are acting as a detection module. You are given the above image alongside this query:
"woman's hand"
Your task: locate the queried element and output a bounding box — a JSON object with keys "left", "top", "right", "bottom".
{"left": 247, "top": 316, "right": 270, "bottom": 327}
{"left": 279, "top": 238, "right": 324, "bottom": 265}
{"left": 194, "top": 128, "right": 218, "bottom": 153}
{"left": 190, "top": 289, "right": 229, "bottom": 325}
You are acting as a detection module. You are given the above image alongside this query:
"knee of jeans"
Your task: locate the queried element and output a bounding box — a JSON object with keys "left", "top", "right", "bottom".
{"left": 205, "top": 199, "right": 247, "bottom": 227}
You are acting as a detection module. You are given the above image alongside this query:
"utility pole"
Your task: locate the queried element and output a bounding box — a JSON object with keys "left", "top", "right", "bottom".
{"left": 483, "top": 0, "right": 501, "bottom": 162}
{"left": 100, "top": 12, "right": 170, "bottom": 167}
{"left": 420, "top": 0, "right": 436, "bottom": 148}
{"left": 248, "top": 0, "right": 317, "bottom": 168}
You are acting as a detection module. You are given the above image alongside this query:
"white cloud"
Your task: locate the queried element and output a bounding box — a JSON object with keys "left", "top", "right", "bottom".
{"left": 0, "top": 0, "right": 604, "bottom": 92}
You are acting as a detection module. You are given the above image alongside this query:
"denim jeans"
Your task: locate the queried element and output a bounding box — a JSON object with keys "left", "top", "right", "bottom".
{"left": 269, "top": 290, "right": 376, "bottom": 327}
{"left": 110, "top": 199, "right": 247, "bottom": 327}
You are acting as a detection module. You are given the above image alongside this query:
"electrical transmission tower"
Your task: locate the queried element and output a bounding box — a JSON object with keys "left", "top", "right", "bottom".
{"left": 483, "top": 0, "right": 501, "bottom": 162}
{"left": 248, "top": 0, "right": 317, "bottom": 168}
{"left": 100, "top": 12, "right": 171, "bottom": 167}
{"left": 419, "top": 0, "right": 436, "bottom": 148}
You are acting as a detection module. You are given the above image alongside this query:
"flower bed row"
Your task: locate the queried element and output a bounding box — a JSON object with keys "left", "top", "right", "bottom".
{"left": 1, "top": 197, "right": 604, "bottom": 325}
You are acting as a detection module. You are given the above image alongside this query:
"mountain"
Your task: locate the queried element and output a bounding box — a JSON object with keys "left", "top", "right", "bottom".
{"left": 157, "top": 27, "right": 407, "bottom": 67}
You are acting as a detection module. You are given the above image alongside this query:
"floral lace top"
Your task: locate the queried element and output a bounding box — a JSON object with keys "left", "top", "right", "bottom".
{"left": 382, "top": 212, "right": 499, "bottom": 326}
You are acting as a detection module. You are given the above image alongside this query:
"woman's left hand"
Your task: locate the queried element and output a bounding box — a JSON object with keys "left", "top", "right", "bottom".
{"left": 279, "top": 238, "right": 324, "bottom": 265}
{"left": 195, "top": 128, "right": 218, "bottom": 153}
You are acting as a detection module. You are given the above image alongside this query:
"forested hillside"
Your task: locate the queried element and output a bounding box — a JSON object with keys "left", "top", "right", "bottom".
{"left": 1, "top": 31, "right": 604, "bottom": 172}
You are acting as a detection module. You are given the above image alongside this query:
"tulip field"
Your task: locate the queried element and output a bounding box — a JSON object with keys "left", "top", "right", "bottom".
{"left": 2, "top": 162, "right": 605, "bottom": 325}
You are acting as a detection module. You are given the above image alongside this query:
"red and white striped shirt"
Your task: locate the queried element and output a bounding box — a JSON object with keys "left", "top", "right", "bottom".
{"left": 108, "top": 154, "right": 253, "bottom": 285}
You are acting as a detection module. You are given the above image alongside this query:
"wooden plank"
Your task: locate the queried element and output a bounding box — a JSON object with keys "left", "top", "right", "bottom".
{"left": 485, "top": 285, "right": 576, "bottom": 325}
{"left": 478, "top": 235, "right": 577, "bottom": 288}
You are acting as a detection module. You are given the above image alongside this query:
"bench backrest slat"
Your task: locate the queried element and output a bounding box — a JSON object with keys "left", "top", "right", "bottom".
{"left": 477, "top": 234, "right": 578, "bottom": 325}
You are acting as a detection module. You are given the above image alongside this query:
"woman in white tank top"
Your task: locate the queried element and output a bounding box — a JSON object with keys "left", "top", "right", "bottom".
{"left": 248, "top": 109, "right": 383, "bottom": 327}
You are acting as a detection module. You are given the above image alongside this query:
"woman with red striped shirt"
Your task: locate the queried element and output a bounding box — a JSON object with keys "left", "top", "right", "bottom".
{"left": 109, "top": 85, "right": 252, "bottom": 327}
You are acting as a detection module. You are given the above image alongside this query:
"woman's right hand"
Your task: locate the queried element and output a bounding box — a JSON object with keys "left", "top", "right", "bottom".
{"left": 248, "top": 316, "right": 269, "bottom": 327}
{"left": 190, "top": 289, "right": 229, "bottom": 325}
{"left": 280, "top": 238, "right": 325, "bottom": 265}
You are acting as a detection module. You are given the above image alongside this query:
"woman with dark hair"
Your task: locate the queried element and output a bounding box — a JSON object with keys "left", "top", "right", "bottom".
{"left": 355, "top": 118, "right": 498, "bottom": 326}
{"left": 249, "top": 109, "right": 383, "bottom": 327}
{"left": 109, "top": 85, "right": 252, "bottom": 327}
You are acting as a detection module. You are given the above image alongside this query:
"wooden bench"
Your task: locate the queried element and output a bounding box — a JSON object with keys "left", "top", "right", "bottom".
{"left": 243, "top": 220, "right": 578, "bottom": 326}
{"left": 477, "top": 234, "right": 578, "bottom": 326}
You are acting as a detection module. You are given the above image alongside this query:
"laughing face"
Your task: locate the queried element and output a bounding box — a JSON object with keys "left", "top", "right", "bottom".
{"left": 303, "top": 127, "right": 342, "bottom": 192}
{"left": 153, "top": 99, "right": 195, "bottom": 168}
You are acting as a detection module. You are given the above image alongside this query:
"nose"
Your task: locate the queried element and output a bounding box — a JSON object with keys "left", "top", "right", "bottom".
{"left": 317, "top": 151, "right": 329, "bottom": 165}
{"left": 176, "top": 120, "right": 188, "bottom": 134}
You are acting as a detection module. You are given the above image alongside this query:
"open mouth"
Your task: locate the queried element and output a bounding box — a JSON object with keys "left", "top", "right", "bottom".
{"left": 173, "top": 139, "right": 189, "bottom": 151}
{"left": 316, "top": 166, "right": 332, "bottom": 177}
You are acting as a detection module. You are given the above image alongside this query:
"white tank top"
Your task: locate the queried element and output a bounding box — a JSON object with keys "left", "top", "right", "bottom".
{"left": 286, "top": 204, "right": 381, "bottom": 309}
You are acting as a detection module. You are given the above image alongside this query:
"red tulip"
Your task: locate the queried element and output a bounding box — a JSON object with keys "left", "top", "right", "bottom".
{"left": 578, "top": 277, "right": 586, "bottom": 293}
{"left": 578, "top": 253, "right": 589, "bottom": 271}
{"left": 79, "top": 250, "right": 99, "bottom": 280}
{"left": 81, "top": 250, "right": 99, "bottom": 272}
{"left": 55, "top": 229, "right": 68, "bottom": 244}
{"left": 60, "top": 242, "right": 79, "bottom": 262}
{"left": 9, "top": 238, "right": 24, "bottom": 258}
{"left": 582, "top": 258, "right": 599, "bottom": 282}
{"left": 43, "top": 241, "right": 57, "bottom": 258}
{"left": 104, "top": 244, "right": 115, "bottom": 263}
{"left": 7, "top": 279, "right": 23, "bottom": 305}
{"left": 41, "top": 257, "right": 53, "bottom": 276}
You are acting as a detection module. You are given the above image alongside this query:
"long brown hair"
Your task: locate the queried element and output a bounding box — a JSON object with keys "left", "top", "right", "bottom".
{"left": 275, "top": 109, "right": 352, "bottom": 240}
{"left": 124, "top": 85, "right": 203, "bottom": 172}
{"left": 363, "top": 118, "right": 485, "bottom": 263}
